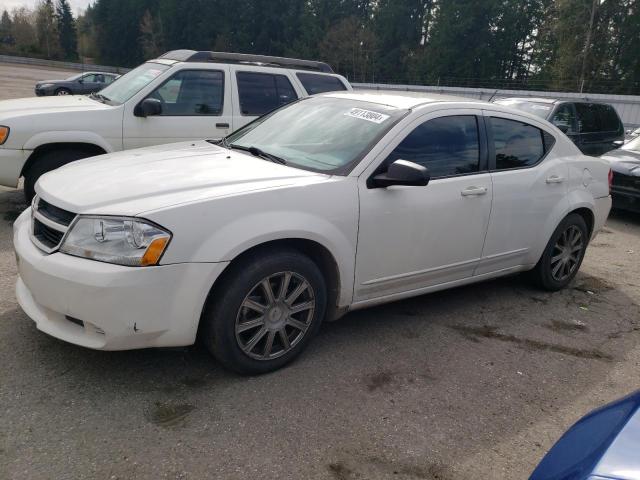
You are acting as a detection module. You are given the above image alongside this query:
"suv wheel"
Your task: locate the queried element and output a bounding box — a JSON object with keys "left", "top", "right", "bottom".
{"left": 23, "top": 148, "right": 95, "bottom": 202}
{"left": 202, "top": 249, "right": 327, "bottom": 375}
{"left": 532, "top": 213, "right": 589, "bottom": 291}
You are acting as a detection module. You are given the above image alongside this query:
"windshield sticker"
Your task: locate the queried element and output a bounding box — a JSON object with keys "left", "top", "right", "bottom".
{"left": 345, "top": 108, "right": 390, "bottom": 124}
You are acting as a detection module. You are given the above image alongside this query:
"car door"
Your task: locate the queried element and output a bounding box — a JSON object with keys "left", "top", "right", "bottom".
{"left": 77, "top": 73, "right": 98, "bottom": 94}
{"left": 475, "top": 112, "right": 569, "bottom": 275}
{"left": 122, "top": 67, "right": 233, "bottom": 149}
{"left": 231, "top": 68, "right": 302, "bottom": 131}
{"left": 354, "top": 110, "right": 493, "bottom": 303}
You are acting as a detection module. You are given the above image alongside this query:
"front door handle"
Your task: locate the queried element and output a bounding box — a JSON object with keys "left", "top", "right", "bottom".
{"left": 216, "top": 122, "right": 230, "bottom": 129}
{"left": 546, "top": 175, "right": 565, "bottom": 184}
{"left": 461, "top": 186, "right": 488, "bottom": 196}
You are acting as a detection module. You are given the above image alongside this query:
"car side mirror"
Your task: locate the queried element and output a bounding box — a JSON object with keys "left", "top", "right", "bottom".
{"left": 78, "top": 78, "right": 84, "bottom": 84}
{"left": 134, "top": 98, "right": 162, "bottom": 117}
{"left": 370, "top": 160, "right": 430, "bottom": 188}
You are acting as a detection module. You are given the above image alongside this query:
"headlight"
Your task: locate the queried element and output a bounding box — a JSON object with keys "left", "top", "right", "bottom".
{"left": 60, "top": 216, "right": 171, "bottom": 266}
{"left": 39, "top": 83, "right": 54, "bottom": 89}
{"left": 0, "top": 126, "right": 9, "bottom": 145}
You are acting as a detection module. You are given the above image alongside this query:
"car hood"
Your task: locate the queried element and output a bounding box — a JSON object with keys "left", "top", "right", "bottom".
{"left": 36, "top": 141, "right": 329, "bottom": 215}
{"left": 36, "top": 79, "right": 68, "bottom": 85}
{"left": 602, "top": 149, "right": 640, "bottom": 176}
{"left": 0, "top": 95, "right": 108, "bottom": 118}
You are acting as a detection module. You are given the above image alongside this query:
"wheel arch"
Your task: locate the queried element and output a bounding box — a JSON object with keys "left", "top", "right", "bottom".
{"left": 20, "top": 142, "right": 108, "bottom": 177}
{"left": 200, "top": 238, "right": 345, "bottom": 334}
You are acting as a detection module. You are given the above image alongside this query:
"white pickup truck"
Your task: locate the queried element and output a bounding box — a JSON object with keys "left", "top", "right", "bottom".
{"left": 0, "top": 50, "right": 351, "bottom": 200}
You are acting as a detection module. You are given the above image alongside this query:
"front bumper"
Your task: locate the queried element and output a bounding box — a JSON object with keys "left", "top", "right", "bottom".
{"left": 13, "top": 210, "right": 228, "bottom": 350}
{"left": 0, "top": 148, "right": 30, "bottom": 188}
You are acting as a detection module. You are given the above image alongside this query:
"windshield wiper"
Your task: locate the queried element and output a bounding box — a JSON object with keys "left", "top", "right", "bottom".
{"left": 228, "top": 144, "right": 287, "bottom": 165}
{"left": 89, "top": 92, "right": 111, "bottom": 104}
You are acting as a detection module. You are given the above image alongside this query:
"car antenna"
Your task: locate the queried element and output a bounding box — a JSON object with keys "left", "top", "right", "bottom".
{"left": 488, "top": 89, "right": 499, "bottom": 103}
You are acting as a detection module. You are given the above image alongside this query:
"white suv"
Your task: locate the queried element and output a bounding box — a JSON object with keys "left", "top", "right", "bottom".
{"left": 0, "top": 50, "right": 351, "bottom": 200}
{"left": 13, "top": 92, "right": 611, "bottom": 374}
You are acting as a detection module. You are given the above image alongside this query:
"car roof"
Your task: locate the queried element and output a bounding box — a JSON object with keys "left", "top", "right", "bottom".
{"left": 496, "top": 97, "right": 559, "bottom": 104}
{"left": 320, "top": 90, "right": 486, "bottom": 109}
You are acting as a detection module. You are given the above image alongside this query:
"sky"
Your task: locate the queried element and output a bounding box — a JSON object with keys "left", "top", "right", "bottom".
{"left": 2, "top": 0, "right": 92, "bottom": 15}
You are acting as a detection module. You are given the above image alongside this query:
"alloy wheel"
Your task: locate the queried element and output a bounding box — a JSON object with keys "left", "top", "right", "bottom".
{"left": 550, "top": 225, "right": 584, "bottom": 282}
{"left": 235, "top": 271, "right": 315, "bottom": 360}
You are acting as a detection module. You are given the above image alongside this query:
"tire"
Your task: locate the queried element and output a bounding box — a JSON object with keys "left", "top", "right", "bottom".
{"left": 531, "top": 213, "right": 589, "bottom": 291}
{"left": 23, "top": 148, "right": 95, "bottom": 202}
{"left": 202, "top": 248, "right": 327, "bottom": 375}
{"left": 55, "top": 88, "right": 71, "bottom": 96}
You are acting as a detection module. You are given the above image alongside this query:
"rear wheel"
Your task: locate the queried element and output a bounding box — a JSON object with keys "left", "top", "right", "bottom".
{"left": 532, "top": 214, "right": 589, "bottom": 291}
{"left": 202, "top": 249, "right": 327, "bottom": 375}
{"left": 23, "top": 148, "right": 97, "bottom": 202}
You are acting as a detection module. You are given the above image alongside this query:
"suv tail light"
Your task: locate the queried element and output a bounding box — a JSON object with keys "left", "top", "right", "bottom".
{"left": 608, "top": 168, "right": 613, "bottom": 194}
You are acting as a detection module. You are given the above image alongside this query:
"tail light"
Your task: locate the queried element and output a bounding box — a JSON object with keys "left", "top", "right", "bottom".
{"left": 608, "top": 168, "right": 613, "bottom": 194}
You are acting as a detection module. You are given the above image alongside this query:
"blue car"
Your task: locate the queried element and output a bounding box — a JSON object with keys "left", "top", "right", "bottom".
{"left": 531, "top": 391, "right": 640, "bottom": 480}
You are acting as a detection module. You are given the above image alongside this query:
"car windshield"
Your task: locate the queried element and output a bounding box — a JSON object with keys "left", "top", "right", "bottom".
{"left": 225, "top": 96, "right": 408, "bottom": 173}
{"left": 66, "top": 73, "right": 83, "bottom": 81}
{"left": 622, "top": 136, "right": 640, "bottom": 152}
{"left": 494, "top": 99, "right": 553, "bottom": 119}
{"left": 98, "top": 62, "right": 170, "bottom": 104}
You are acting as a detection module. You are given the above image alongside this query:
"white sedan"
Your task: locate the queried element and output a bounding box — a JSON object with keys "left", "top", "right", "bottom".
{"left": 13, "top": 91, "right": 612, "bottom": 374}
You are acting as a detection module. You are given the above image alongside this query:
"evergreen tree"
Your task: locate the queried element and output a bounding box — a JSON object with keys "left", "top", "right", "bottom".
{"left": 56, "top": 0, "right": 77, "bottom": 60}
{"left": 36, "top": 0, "right": 60, "bottom": 59}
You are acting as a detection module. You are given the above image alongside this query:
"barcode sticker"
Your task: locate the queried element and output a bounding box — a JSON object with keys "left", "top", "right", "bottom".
{"left": 345, "top": 108, "right": 390, "bottom": 124}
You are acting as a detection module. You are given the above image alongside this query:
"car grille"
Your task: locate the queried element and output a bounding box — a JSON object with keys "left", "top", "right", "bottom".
{"left": 30, "top": 197, "right": 77, "bottom": 253}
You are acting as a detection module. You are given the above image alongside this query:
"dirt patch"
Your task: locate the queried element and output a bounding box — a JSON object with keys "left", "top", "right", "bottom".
{"left": 545, "top": 319, "right": 589, "bottom": 333}
{"left": 145, "top": 402, "right": 195, "bottom": 428}
{"left": 573, "top": 275, "right": 613, "bottom": 294}
{"left": 328, "top": 462, "right": 356, "bottom": 480}
{"left": 451, "top": 325, "right": 612, "bottom": 361}
{"left": 364, "top": 370, "right": 395, "bottom": 392}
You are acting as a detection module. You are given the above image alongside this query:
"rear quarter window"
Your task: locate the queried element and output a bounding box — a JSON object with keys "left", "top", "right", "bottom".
{"left": 296, "top": 73, "right": 347, "bottom": 95}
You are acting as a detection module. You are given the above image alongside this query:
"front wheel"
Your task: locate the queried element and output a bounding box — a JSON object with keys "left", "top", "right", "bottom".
{"left": 532, "top": 214, "right": 589, "bottom": 291}
{"left": 55, "top": 88, "right": 71, "bottom": 96}
{"left": 202, "top": 249, "right": 327, "bottom": 375}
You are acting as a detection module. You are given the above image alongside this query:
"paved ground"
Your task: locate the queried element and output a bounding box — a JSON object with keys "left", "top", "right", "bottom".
{"left": 1, "top": 64, "right": 640, "bottom": 479}
{"left": 0, "top": 63, "right": 77, "bottom": 100}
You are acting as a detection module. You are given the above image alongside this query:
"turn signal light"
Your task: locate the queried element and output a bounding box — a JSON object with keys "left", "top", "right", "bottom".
{"left": 0, "top": 126, "right": 9, "bottom": 145}
{"left": 141, "top": 236, "right": 170, "bottom": 266}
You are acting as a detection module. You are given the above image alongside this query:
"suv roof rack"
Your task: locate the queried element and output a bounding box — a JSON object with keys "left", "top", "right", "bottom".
{"left": 158, "top": 50, "right": 334, "bottom": 74}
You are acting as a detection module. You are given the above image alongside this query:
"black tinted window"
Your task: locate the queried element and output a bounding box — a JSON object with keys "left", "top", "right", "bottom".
{"left": 386, "top": 116, "right": 480, "bottom": 178}
{"left": 491, "top": 117, "right": 546, "bottom": 169}
{"left": 551, "top": 104, "right": 576, "bottom": 132}
{"left": 150, "top": 69, "right": 224, "bottom": 116}
{"left": 296, "top": 73, "right": 347, "bottom": 95}
{"left": 237, "top": 72, "right": 298, "bottom": 116}
{"left": 575, "top": 103, "right": 599, "bottom": 133}
{"left": 596, "top": 104, "right": 621, "bottom": 132}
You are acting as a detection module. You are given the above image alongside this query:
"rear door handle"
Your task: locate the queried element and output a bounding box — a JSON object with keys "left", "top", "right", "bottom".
{"left": 216, "top": 123, "right": 230, "bottom": 129}
{"left": 461, "top": 186, "right": 488, "bottom": 196}
{"left": 546, "top": 175, "right": 565, "bottom": 184}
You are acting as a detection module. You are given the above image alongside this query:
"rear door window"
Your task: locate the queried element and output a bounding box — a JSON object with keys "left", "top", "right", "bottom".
{"left": 490, "top": 117, "right": 552, "bottom": 169}
{"left": 551, "top": 104, "right": 576, "bottom": 132}
{"left": 595, "top": 104, "right": 621, "bottom": 132}
{"left": 296, "top": 73, "right": 347, "bottom": 95}
{"left": 575, "top": 103, "right": 600, "bottom": 133}
{"left": 237, "top": 72, "right": 298, "bottom": 116}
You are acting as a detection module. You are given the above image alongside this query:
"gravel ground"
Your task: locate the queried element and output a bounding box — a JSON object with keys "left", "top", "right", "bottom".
{"left": 1, "top": 63, "right": 639, "bottom": 479}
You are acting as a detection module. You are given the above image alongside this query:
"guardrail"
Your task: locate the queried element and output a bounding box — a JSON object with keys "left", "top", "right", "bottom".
{"left": 354, "top": 83, "right": 640, "bottom": 129}
{"left": 0, "top": 54, "right": 130, "bottom": 74}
